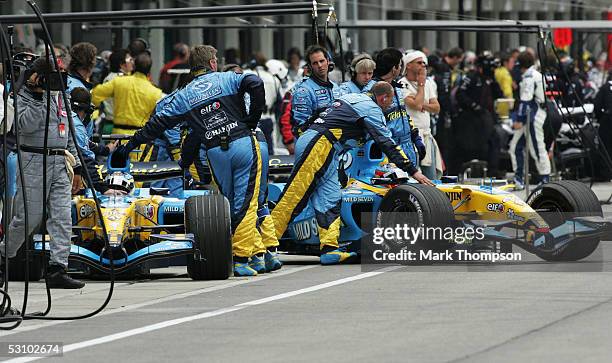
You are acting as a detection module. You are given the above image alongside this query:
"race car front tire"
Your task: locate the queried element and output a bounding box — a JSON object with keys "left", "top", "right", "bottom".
{"left": 376, "top": 184, "right": 454, "bottom": 263}
{"left": 185, "top": 194, "right": 233, "bottom": 280}
{"left": 527, "top": 180, "right": 602, "bottom": 261}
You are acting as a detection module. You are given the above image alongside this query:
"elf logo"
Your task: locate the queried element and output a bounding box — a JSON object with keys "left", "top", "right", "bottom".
{"left": 200, "top": 101, "right": 221, "bottom": 115}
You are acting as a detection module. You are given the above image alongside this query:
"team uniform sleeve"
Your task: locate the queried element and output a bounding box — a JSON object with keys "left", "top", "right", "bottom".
{"left": 363, "top": 107, "right": 418, "bottom": 175}
{"left": 291, "top": 84, "right": 313, "bottom": 127}
{"left": 72, "top": 114, "right": 95, "bottom": 160}
{"left": 180, "top": 131, "right": 202, "bottom": 168}
{"left": 128, "top": 93, "right": 188, "bottom": 150}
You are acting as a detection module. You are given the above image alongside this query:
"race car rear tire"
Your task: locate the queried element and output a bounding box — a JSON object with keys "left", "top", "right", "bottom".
{"left": 527, "top": 180, "right": 602, "bottom": 261}
{"left": 185, "top": 194, "right": 233, "bottom": 280}
{"left": 376, "top": 185, "right": 454, "bottom": 263}
{"left": 8, "top": 244, "right": 44, "bottom": 282}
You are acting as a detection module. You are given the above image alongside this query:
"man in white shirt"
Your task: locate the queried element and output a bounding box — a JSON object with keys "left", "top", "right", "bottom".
{"left": 400, "top": 51, "right": 442, "bottom": 179}
{"left": 245, "top": 52, "right": 283, "bottom": 155}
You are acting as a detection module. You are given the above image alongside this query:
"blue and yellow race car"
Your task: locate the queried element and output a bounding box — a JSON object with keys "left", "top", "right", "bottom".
{"left": 268, "top": 140, "right": 609, "bottom": 262}
{"left": 27, "top": 152, "right": 233, "bottom": 281}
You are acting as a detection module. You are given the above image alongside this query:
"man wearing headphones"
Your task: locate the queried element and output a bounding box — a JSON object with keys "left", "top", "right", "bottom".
{"left": 291, "top": 45, "right": 341, "bottom": 138}
{"left": 115, "top": 45, "right": 268, "bottom": 277}
{"left": 363, "top": 48, "right": 425, "bottom": 169}
{"left": 338, "top": 53, "right": 376, "bottom": 95}
{"left": 70, "top": 87, "right": 122, "bottom": 196}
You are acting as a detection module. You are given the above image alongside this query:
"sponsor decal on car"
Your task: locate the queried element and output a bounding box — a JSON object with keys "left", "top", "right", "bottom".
{"left": 163, "top": 205, "right": 184, "bottom": 213}
{"left": 136, "top": 204, "right": 155, "bottom": 219}
{"left": 445, "top": 191, "right": 462, "bottom": 202}
{"left": 79, "top": 204, "right": 95, "bottom": 218}
{"left": 343, "top": 196, "right": 375, "bottom": 203}
{"left": 486, "top": 203, "right": 504, "bottom": 213}
{"left": 506, "top": 208, "right": 525, "bottom": 222}
{"left": 292, "top": 218, "right": 319, "bottom": 241}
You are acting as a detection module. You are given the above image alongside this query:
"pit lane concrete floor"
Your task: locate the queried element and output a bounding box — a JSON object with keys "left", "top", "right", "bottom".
{"left": 2, "top": 183, "right": 612, "bottom": 362}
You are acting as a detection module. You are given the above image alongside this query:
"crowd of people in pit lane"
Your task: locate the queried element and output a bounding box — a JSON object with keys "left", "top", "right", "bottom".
{"left": 1, "top": 36, "right": 612, "bottom": 282}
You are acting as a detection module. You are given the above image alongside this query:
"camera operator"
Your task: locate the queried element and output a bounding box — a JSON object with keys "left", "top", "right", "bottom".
{"left": 0, "top": 57, "right": 85, "bottom": 289}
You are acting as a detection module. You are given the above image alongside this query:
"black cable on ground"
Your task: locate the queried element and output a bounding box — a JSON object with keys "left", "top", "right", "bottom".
{"left": 0, "top": 22, "right": 25, "bottom": 330}
{"left": 19, "top": 0, "right": 116, "bottom": 321}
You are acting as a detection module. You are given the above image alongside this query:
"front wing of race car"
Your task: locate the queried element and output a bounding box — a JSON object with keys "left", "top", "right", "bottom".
{"left": 33, "top": 233, "right": 195, "bottom": 273}
{"left": 469, "top": 216, "right": 612, "bottom": 255}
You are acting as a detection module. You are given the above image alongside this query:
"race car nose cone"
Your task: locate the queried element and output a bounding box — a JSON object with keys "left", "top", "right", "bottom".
{"left": 107, "top": 233, "right": 123, "bottom": 246}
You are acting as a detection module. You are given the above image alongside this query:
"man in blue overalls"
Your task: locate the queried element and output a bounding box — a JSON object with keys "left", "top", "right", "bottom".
{"left": 116, "top": 45, "right": 267, "bottom": 277}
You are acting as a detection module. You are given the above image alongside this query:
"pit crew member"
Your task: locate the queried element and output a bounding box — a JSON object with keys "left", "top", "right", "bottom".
{"left": 291, "top": 45, "right": 341, "bottom": 137}
{"left": 363, "top": 48, "right": 425, "bottom": 169}
{"left": 271, "top": 82, "right": 433, "bottom": 265}
{"left": 70, "top": 87, "right": 122, "bottom": 195}
{"left": 338, "top": 53, "right": 376, "bottom": 95}
{"left": 115, "top": 45, "right": 267, "bottom": 277}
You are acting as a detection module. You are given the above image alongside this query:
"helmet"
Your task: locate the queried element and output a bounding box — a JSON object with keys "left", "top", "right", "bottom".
{"left": 265, "top": 59, "right": 288, "bottom": 80}
{"left": 476, "top": 55, "right": 497, "bottom": 78}
{"left": 105, "top": 172, "right": 134, "bottom": 193}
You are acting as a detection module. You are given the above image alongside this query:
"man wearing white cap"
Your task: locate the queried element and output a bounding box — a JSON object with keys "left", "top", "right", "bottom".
{"left": 400, "top": 50, "right": 443, "bottom": 179}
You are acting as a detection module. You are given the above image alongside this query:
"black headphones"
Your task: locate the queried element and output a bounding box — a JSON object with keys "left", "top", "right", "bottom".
{"left": 349, "top": 54, "right": 373, "bottom": 78}
{"left": 71, "top": 100, "right": 95, "bottom": 115}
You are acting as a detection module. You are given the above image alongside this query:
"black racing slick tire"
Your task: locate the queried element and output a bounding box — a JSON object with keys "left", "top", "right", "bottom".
{"left": 376, "top": 184, "right": 454, "bottom": 263}
{"left": 527, "top": 180, "right": 602, "bottom": 261}
{"left": 185, "top": 194, "right": 233, "bottom": 280}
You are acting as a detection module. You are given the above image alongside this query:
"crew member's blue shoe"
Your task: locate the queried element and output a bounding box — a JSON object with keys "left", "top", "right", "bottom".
{"left": 513, "top": 176, "right": 525, "bottom": 191}
{"left": 264, "top": 250, "right": 283, "bottom": 272}
{"left": 234, "top": 262, "right": 258, "bottom": 277}
{"left": 320, "top": 249, "right": 357, "bottom": 265}
{"left": 249, "top": 255, "right": 266, "bottom": 274}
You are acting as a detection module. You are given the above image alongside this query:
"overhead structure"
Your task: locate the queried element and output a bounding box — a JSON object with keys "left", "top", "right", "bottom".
{"left": 0, "top": 2, "right": 331, "bottom": 24}
{"left": 81, "top": 20, "right": 612, "bottom": 34}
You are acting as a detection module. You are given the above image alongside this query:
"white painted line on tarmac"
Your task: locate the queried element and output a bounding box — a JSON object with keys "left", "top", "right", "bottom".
{"left": 0, "top": 265, "right": 317, "bottom": 338}
{"left": 3, "top": 267, "right": 396, "bottom": 363}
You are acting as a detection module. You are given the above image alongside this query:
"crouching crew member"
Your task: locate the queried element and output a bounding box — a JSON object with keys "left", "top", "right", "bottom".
{"left": 271, "top": 82, "right": 433, "bottom": 265}
{"left": 115, "top": 45, "right": 267, "bottom": 277}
